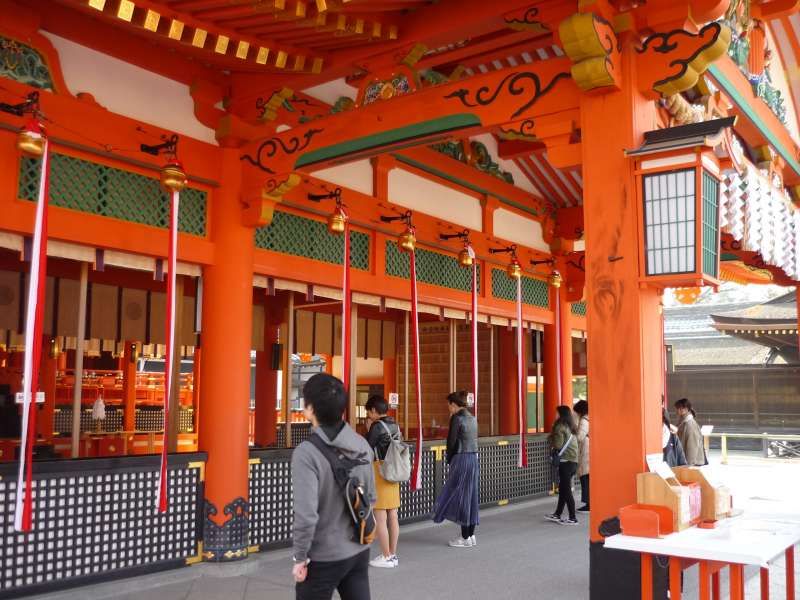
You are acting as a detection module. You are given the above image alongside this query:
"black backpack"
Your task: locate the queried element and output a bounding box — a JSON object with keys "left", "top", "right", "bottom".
{"left": 309, "top": 434, "right": 376, "bottom": 545}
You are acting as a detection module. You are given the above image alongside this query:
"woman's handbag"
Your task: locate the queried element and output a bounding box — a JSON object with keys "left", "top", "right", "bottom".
{"left": 551, "top": 433, "right": 574, "bottom": 468}
{"left": 375, "top": 420, "right": 411, "bottom": 483}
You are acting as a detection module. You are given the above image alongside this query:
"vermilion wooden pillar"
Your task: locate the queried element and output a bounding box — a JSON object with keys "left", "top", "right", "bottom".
{"left": 543, "top": 282, "right": 573, "bottom": 431}
{"left": 498, "top": 326, "right": 519, "bottom": 435}
{"left": 254, "top": 301, "right": 281, "bottom": 447}
{"left": 38, "top": 337, "right": 57, "bottom": 441}
{"left": 122, "top": 341, "right": 137, "bottom": 432}
{"left": 198, "top": 149, "right": 255, "bottom": 562}
{"left": 583, "top": 44, "right": 665, "bottom": 599}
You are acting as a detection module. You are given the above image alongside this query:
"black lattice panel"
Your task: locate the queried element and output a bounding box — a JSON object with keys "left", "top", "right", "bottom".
{"left": 477, "top": 436, "right": 550, "bottom": 505}
{"left": 0, "top": 458, "right": 204, "bottom": 596}
{"left": 53, "top": 407, "right": 123, "bottom": 434}
{"left": 248, "top": 452, "right": 293, "bottom": 549}
{"left": 274, "top": 423, "right": 312, "bottom": 448}
{"left": 179, "top": 409, "right": 194, "bottom": 433}
{"left": 398, "top": 448, "right": 437, "bottom": 523}
{"left": 136, "top": 407, "right": 164, "bottom": 432}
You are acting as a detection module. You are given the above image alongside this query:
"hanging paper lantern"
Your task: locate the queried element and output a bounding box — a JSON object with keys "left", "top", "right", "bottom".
{"left": 17, "top": 119, "right": 45, "bottom": 157}
{"left": 160, "top": 160, "right": 187, "bottom": 193}
{"left": 328, "top": 205, "right": 347, "bottom": 234}
{"left": 548, "top": 271, "right": 563, "bottom": 288}
{"left": 506, "top": 256, "right": 522, "bottom": 280}
{"left": 674, "top": 286, "right": 701, "bottom": 304}
{"left": 398, "top": 226, "right": 416, "bottom": 253}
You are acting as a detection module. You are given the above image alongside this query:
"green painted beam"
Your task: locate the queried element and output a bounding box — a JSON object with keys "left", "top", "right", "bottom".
{"left": 294, "top": 114, "right": 481, "bottom": 168}
{"left": 708, "top": 63, "right": 800, "bottom": 177}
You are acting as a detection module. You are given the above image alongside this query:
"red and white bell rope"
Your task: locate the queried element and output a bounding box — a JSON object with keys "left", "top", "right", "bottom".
{"left": 516, "top": 276, "right": 527, "bottom": 468}
{"left": 156, "top": 190, "right": 180, "bottom": 513}
{"left": 468, "top": 245, "right": 478, "bottom": 417}
{"left": 554, "top": 282, "right": 563, "bottom": 406}
{"left": 660, "top": 307, "right": 668, "bottom": 409}
{"left": 15, "top": 122, "right": 50, "bottom": 532}
{"left": 409, "top": 244, "right": 424, "bottom": 491}
{"left": 341, "top": 207, "right": 352, "bottom": 393}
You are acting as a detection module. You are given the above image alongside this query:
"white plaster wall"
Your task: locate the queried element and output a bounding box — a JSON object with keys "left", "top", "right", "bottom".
{"left": 764, "top": 24, "right": 800, "bottom": 144}
{"left": 311, "top": 160, "right": 373, "bottom": 196}
{"left": 470, "top": 133, "right": 542, "bottom": 197}
{"left": 388, "top": 168, "right": 483, "bottom": 231}
{"left": 493, "top": 207, "right": 549, "bottom": 252}
{"left": 303, "top": 78, "right": 357, "bottom": 104}
{"left": 42, "top": 32, "right": 217, "bottom": 144}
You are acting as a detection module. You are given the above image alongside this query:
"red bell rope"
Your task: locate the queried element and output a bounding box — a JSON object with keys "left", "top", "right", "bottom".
{"left": 516, "top": 276, "right": 527, "bottom": 468}
{"left": 341, "top": 208, "right": 352, "bottom": 393}
{"left": 469, "top": 245, "right": 478, "bottom": 418}
{"left": 554, "top": 282, "right": 563, "bottom": 406}
{"left": 408, "top": 245, "right": 424, "bottom": 491}
{"left": 15, "top": 123, "right": 49, "bottom": 532}
{"left": 156, "top": 190, "right": 179, "bottom": 513}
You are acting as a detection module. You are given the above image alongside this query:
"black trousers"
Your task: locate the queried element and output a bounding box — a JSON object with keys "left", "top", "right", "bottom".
{"left": 461, "top": 524, "right": 476, "bottom": 539}
{"left": 555, "top": 461, "right": 577, "bottom": 520}
{"left": 296, "top": 549, "right": 371, "bottom": 600}
{"left": 580, "top": 474, "right": 589, "bottom": 506}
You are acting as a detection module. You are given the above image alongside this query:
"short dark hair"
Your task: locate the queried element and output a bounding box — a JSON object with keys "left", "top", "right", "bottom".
{"left": 447, "top": 390, "right": 468, "bottom": 408}
{"left": 365, "top": 395, "right": 388, "bottom": 415}
{"left": 674, "top": 397, "right": 696, "bottom": 417}
{"left": 555, "top": 405, "right": 578, "bottom": 434}
{"left": 303, "top": 373, "right": 346, "bottom": 426}
{"left": 573, "top": 400, "right": 588, "bottom": 417}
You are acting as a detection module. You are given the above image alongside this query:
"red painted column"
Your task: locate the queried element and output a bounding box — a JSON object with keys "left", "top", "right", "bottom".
{"left": 198, "top": 148, "right": 255, "bottom": 561}
{"left": 38, "top": 336, "right": 57, "bottom": 441}
{"left": 122, "top": 341, "right": 137, "bottom": 433}
{"left": 543, "top": 281, "right": 573, "bottom": 431}
{"left": 254, "top": 311, "right": 280, "bottom": 447}
{"left": 498, "top": 326, "right": 519, "bottom": 435}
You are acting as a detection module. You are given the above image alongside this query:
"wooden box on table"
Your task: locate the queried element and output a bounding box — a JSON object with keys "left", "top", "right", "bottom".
{"left": 636, "top": 471, "right": 702, "bottom": 531}
{"left": 672, "top": 466, "right": 732, "bottom": 522}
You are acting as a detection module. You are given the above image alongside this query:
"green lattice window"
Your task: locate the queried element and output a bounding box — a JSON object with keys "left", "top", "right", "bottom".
{"left": 385, "top": 241, "right": 480, "bottom": 292}
{"left": 255, "top": 211, "right": 369, "bottom": 270}
{"left": 571, "top": 302, "right": 587, "bottom": 316}
{"left": 491, "top": 269, "right": 549, "bottom": 308}
{"left": 18, "top": 154, "right": 207, "bottom": 236}
{"left": 701, "top": 170, "right": 720, "bottom": 279}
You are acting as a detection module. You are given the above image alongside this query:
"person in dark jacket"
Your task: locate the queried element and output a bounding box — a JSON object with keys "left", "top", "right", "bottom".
{"left": 364, "top": 395, "right": 401, "bottom": 569}
{"left": 432, "top": 391, "right": 479, "bottom": 548}
{"left": 545, "top": 405, "right": 580, "bottom": 525}
{"left": 662, "top": 408, "right": 687, "bottom": 467}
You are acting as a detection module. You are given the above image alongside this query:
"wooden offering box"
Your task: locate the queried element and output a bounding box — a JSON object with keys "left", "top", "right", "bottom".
{"left": 636, "top": 472, "right": 702, "bottom": 531}
{"left": 672, "top": 466, "right": 732, "bottom": 522}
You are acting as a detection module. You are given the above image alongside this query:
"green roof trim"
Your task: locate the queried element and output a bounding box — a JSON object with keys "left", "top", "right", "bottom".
{"left": 294, "top": 114, "right": 481, "bottom": 168}
{"left": 392, "top": 154, "right": 539, "bottom": 218}
{"left": 708, "top": 63, "right": 800, "bottom": 177}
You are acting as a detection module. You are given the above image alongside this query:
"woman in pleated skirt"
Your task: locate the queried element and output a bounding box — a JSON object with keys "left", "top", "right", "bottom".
{"left": 432, "top": 391, "right": 480, "bottom": 548}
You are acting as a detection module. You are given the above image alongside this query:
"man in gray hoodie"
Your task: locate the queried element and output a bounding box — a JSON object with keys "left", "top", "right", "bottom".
{"left": 291, "top": 373, "right": 377, "bottom": 600}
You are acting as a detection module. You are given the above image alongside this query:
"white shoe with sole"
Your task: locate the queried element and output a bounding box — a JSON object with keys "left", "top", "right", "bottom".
{"left": 369, "top": 555, "right": 396, "bottom": 568}
{"left": 469, "top": 535, "right": 477, "bottom": 547}
{"left": 448, "top": 537, "right": 474, "bottom": 548}
{"left": 390, "top": 555, "right": 399, "bottom": 567}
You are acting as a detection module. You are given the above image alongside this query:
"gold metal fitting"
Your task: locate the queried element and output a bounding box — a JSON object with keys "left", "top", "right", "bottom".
{"left": 328, "top": 207, "right": 347, "bottom": 234}
{"left": 398, "top": 227, "right": 416, "bottom": 253}
{"left": 548, "top": 271, "right": 563, "bottom": 288}
{"left": 160, "top": 160, "right": 187, "bottom": 193}
{"left": 458, "top": 248, "right": 474, "bottom": 268}
{"left": 507, "top": 259, "right": 522, "bottom": 280}
{"left": 17, "top": 126, "right": 45, "bottom": 157}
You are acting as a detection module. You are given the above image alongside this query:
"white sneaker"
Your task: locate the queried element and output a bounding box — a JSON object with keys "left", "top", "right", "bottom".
{"left": 390, "top": 554, "right": 399, "bottom": 567}
{"left": 448, "top": 537, "right": 474, "bottom": 548}
{"left": 370, "top": 555, "right": 396, "bottom": 568}
{"left": 469, "top": 535, "right": 477, "bottom": 547}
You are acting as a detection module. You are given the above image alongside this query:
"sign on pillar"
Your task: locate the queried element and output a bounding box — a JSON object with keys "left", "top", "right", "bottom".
{"left": 15, "top": 392, "right": 45, "bottom": 404}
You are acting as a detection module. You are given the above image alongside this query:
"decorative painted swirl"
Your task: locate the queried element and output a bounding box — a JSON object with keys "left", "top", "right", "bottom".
{"left": 241, "top": 128, "right": 324, "bottom": 174}
{"left": 443, "top": 71, "right": 570, "bottom": 120}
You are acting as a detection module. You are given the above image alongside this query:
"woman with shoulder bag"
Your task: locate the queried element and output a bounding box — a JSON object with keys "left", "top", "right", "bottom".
{"left": 432, "top": 391, "right": 480, "bottom": 548}
{"left": 662, "top": 408, "right": 687, "bottom": 467}
{"left": 573, "top": 401, "right": 590, "bottom": 512}
{"left": 545, "top": 405, "right": 580, "bottom": 525}
{"left": 364, "top": 395, "right": 401, "bottom": 569}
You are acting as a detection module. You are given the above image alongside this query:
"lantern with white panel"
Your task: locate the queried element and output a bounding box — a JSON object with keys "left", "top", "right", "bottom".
{"left": 627, "top": 117, "right": 737, "bottom": 288}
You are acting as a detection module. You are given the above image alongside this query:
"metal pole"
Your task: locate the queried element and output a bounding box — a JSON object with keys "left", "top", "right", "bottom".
{"left": 404, "top": 310, "right": 409, "bottom": 438}
{"left": 283, "top": 292, "right": 294, "bottom": 448}
{"left": 70, "top": 262, "right": 88, "bottom": 458}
